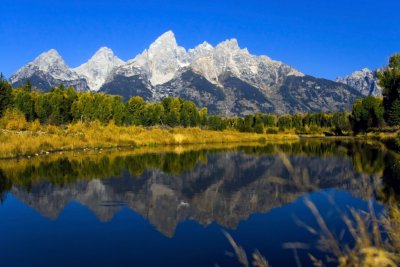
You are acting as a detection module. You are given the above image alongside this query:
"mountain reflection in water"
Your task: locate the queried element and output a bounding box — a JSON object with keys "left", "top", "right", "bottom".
{"left": 0, "top": 140, "right": 399, "bottom": 267}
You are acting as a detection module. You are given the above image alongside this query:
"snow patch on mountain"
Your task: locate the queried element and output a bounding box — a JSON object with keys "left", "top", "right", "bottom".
{"left": 10, "top": 49, "right": 82, "bottom": 83}
{"left": 188, "top": 38, "right": 303, "bottom": 89}
{"left": 129, "top": 31, "right": 190, "bottom": 86}
{"left": 336, "top": 68, "right": 382, "bottom": 96}
{"left": 73, "top": 47, "right": 124, "bottom": 91}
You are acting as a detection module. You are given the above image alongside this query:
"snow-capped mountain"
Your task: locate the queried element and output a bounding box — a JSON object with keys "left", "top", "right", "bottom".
{"left": 189, "top": 38, "right": 303, "bottom": 86}
{"left": 73, "top": 47, "right": 124, "bottom": 91}
{"left": 130, "top": 31, "right": 189, "bottom": 86}
{"left": 336, "top": 68, "right": 382, "bottom": 97}
{"left": 10, "top": 49, "right": 89, "bottom": 91}
{"left": 102, "top": 31, "right": 359, "bottom": 114}
{"left": 10, "top": 31, "right": 364, "bottom": 115}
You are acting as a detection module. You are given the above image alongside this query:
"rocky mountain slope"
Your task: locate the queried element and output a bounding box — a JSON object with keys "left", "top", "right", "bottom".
{"left": 73, "top": 47, "right": 124, "bottom": 91}
{"left": 336, "top": 68, "right": 382, "bottom": 96}
{"left": 10, "top": 49, "right": 89, "bottom": 91}
{"left": 10, "top": 31, "right": 364, "bottom": 115}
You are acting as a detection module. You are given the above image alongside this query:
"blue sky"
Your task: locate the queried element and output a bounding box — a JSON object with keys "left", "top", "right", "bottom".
{"left": 1, "top": 0, "right": 399, "bottom": 79}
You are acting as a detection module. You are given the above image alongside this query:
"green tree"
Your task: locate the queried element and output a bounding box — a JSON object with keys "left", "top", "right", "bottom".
{"left": 199, "top": 107, "right": 208, "bottom": 126}
{"left": 162, "top": 97, "right": 182, "bottom": 127}
{"left": 378, "top": 53, "right": 400, "bottom": 125}
{"left": 12, "top": 88, "right": 35, "bottom": 121}
{"left": 40, "top": 86, "right": 78, "bottom": 125}
{"left": 291, "top": 114, "right": 303, "bottom": 129}
{"left": 254, "top": 123, "right": 265, "bottom": 134}
{"left": 261, "top": 114, "right": 276, "bottom": 127}
{"left": 34, "top": 92, "right": 51, "bottom": 123}
{"left": 241, "top": 115, "right": 255, "bottom": 132}
{"left": 386, "top": 99, "right": 400, "bottom": 126}
{"left": 351, "top": 97, "right": 384, "bottom": 133}
{"left": 207, "top": 115, "right": 226, "bottom": 131}
{"left": 0, "top": 74, "right": 13, "bottom": 117}
{"left": 126, "top": 96, "right": 145, "bottom": 125}
{"left": 277, "top": 115, "right": 292, "bottom": 129}
{"left": 332, "top": 112, "right": 351, "bottom": 135}
{"left": 141, "top": 103, "right": 164, "bottom": 126}
{"left": 23, "top": 79, "right": 32, "bottom": 92}
{"left": 111, "top": 95, "right": 125, "bottom": 125}
{"left": 71, "top": 92, "right": 95, "bottom": 122}
{"left": 180, "top": 100, "right": 200, "bottom": 127}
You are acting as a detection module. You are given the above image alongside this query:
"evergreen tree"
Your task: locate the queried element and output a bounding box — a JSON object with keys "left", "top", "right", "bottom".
{"left": 387, "top": 99, "right": 400, "bottom": 126}
{"left": 378, "top": 53, "right": 400, "bottom": 125}
{"left": 12, "top": 88, "right": 35, "bottom": 121}
{"left": 351, "top": 96, "right": 384, "bottom": 133}
{"left": 23, "top": 79, "right": 32, "bottom": 92}
{"left": 332, "top": 112, "right": 351, "bottom": 134}
{"left": 0, "top": 73, "right": 12, "bottom": 117}
{"left": 34, "top": 92, "right": 51, "bottom": 123}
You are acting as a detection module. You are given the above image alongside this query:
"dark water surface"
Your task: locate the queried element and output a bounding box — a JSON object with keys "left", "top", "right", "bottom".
{"left": 0, "top": 140, "right": 399, "bottom": 267}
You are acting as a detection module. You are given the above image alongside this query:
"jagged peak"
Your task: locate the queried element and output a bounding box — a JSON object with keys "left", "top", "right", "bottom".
{"left": 217, "top": 38, "right": 240, "bottom": 50}
{"left": 194, "top": 41, "right": 213, "bottom": 50}
{"left": 360, "top": 67, "right": 372, "bottom": 73}
{"left": 337, "top": 68, "right": 374, "bottom": 80}
{"left": 83, "top": 46, "right": 123, "bottom": 63}
{"left": 94, "top": 46, "right": 114, "bottom": 56}
{"left": 42, "top": 48, "right": 60, "bottom": 57}
{"left": 34, "top": 49, "right": 64, "bottom": 64}
{"left": 150, "top": 30, "right": 178, "bottom": 48}
{"left": 73, "top": 47, "right": 124, "bottom": 91}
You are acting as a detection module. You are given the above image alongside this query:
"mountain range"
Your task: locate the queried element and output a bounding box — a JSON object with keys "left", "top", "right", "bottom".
{"left": 9, "top": 31, "right": 379, "bottom": 115}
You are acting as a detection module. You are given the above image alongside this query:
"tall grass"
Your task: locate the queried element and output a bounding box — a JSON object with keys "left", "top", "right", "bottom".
{"left": 224, "top": 151, "right": 400, "bottom": 267}
{"left": 225, "top": 199, "right": 400, "bottom": 267}
{"left": 0, "top": 118, "right": 298, "bottom": 159}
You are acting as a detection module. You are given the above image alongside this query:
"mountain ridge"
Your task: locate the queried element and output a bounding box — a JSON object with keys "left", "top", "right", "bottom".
{"left": 336, "top": 68, "right": 382, "bottom": 96}
{"left": 9, "top": 30, "right": 366, "bottom": 115}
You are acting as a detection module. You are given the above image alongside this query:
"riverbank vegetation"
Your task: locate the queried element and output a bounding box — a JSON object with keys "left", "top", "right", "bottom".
{"left": 0, "top": 54, "right": 399, "bottom": 158}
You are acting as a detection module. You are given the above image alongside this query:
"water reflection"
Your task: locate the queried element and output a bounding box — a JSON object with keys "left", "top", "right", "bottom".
{"left": 0, "top": 140, "right": 398, "bottom": 237}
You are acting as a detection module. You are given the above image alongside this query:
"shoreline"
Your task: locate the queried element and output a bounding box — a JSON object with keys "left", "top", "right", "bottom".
{"left": 0, "top": 125, "right": 299, "bottom": 159}
{"left": 1, "top": 123, "right": 398, "bottom": 160}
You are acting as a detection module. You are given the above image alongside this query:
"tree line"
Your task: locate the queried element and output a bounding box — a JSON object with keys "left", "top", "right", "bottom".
{"left": 0, "top": 53, "right": 399, "bottom": 134}
{"left": 0, "top": 79, "right": 353, "bottom": 134}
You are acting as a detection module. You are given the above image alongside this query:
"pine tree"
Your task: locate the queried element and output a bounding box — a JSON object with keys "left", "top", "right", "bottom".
{"left": 378, "top": 53, "right": 400, "bottom": 125}
{"left": 387, "top": 99, "right": 400, "bottom": 126}
{"left": 0, "top": 73, "right": 13, "bottom": 117}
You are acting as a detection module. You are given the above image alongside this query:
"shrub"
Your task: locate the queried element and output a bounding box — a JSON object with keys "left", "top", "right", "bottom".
{"left": 29, "top": 119, "right": 41, "bottom": 131}
{"left": 266, "top": 127, "right": 279, "bottom": 134}
{"left": 0, "top": 108, "right": 28, "bottom": 130}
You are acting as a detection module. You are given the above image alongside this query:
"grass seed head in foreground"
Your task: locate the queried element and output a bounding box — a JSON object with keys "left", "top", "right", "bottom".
{"left": 224, "top": 151, "right": 400, "bottom": 267}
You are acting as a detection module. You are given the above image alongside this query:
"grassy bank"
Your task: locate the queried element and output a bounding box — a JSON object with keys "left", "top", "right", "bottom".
{"left": 0, "top": 121, "right": 298, "bottom": 159}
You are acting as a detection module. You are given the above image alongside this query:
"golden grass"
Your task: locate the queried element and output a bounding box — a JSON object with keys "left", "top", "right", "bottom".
{"left": 0, "top": 120, "right": 299, "bottom": 159}
{"left": 365, "top": 131, "right": 399, "bottom": 141}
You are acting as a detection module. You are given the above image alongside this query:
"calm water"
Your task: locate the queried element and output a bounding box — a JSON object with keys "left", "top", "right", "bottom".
{"left": 0, "top": 140, "right": 399, "bottom": 267}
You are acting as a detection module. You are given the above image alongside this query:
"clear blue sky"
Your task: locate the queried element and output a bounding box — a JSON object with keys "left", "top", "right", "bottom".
{"left": 1, "top": 0, "right": 399, "bottom": 80}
